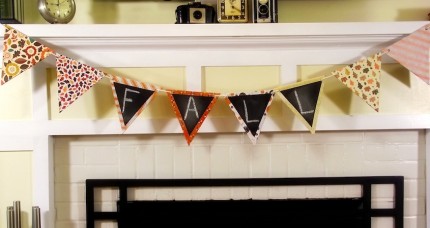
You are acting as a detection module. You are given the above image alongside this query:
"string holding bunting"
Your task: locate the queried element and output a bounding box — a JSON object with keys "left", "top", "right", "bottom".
{"left": 110, "top": 75, "right": 159, "bottom": 131}
{"left": 2, "top": 24, "right": 54, "bottom": 85}
{"left": 226, "top": 91, "right": 275, "bottom": 144}
{"left": 277, "top": 77, "right": 324, "bottom": 134}
{"left": 167, "top": 90, "right": 218, "bottom": 145}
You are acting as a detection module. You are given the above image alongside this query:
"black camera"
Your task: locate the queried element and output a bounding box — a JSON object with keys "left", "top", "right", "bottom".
{"left": 252, "top": 0, "right": 278, "bottom": 23}
{"left": 175, "top": 2, "right": 216, "bottom": 24}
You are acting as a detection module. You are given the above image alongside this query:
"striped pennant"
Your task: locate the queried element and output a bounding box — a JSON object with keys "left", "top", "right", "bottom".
{"left": 110, "top": 75, "right": 159, "bottom": 131}
{"left": 383, "top": 24, "right": 430, "bottom": 84}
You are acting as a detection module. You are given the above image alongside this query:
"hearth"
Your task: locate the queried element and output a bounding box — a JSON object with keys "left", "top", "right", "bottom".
{"left": 86, "top": 176, "right": 404, "bottom": 228}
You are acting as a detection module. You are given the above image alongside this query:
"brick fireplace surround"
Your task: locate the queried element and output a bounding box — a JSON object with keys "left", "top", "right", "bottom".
{"left": 0, "top": 22, "right": 428, "bottom": 228}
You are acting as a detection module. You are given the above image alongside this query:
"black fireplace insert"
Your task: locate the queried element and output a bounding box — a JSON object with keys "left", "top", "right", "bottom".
{"left": 86, "top": 176, "right": 403, "bottom": 228}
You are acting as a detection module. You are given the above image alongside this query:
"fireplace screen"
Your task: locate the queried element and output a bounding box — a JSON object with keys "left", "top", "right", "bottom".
{"left": 86, "top": 176, "right": 403, "bottom": 228}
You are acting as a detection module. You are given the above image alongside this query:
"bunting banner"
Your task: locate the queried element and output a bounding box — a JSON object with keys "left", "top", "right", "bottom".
{"left": 277, "top": 77, "right": 324, "bottom": 134}
{"left": 1, "top": 23, "right": 430, "bottom": 145}
{"left": 167, "top": 91, "right": 218, "bottom": 145}
{"left": 226, "top": 91, "right": 275, "bottom": 144}
{"left": 56, "top": 54, "right": 105, "bottom": 112}
{"left": 110, "top": 75, "right": 159, "bottom": 131}
{"left": 333, "top": 52, "right": 382, "bottom": 112}
{"left": 2, "top": 24, "right": 54, "bottom": 85}
{"left": 383, "top": 24, "right": 430, "bottom": 84}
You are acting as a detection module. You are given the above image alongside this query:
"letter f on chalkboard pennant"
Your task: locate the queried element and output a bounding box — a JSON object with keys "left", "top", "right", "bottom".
{"left": 167, "top": 91, "right": 218, "bottom": 145}
{"left": 110, "top": 76, "right": 159, "bottom": 131}
{"left": 277, "top": 77, "right": 324, "bottom": 134}
{"left": 226, "top": 91, "right": 275, "bottom": 145}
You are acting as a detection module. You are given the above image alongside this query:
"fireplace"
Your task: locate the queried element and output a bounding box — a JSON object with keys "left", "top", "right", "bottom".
{"left": 86, "top": 176, "right": 404, "bottom": 228}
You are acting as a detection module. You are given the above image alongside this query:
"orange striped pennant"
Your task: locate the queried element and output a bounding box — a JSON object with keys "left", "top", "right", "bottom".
{"left": 383, "top": 24, "right": 430, "bottom": 84}
{"left": 110, "top": 75, "right": 159, "bottom": 131}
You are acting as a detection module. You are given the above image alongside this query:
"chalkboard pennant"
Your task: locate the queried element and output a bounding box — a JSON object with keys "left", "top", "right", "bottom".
{"left": 333, "top": 52, "right": 382, "bottom": 112}
{"left": 383, "top": 24, "right": 430, "bottom": 84}
{"left": 110, "top": 75, "right": 159, "bottom": 131}
{"left": 56, "top": 55, "right": 105, "bottom": 112}
{"left": 277, "top": 77, "right": 324, "bottom": 134}
{"left": 2, "top": 24, "right": 54, "bottom": 85}
{"left": 226, "top": 91, "right": 275, "bottom": 145}
{"left": 167, "top": 90, "right": 218, "bottom": 145}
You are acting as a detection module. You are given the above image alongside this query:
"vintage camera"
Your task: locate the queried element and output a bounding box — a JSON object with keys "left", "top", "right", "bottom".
{"left": 175, "top": 2, "right": 216, "bottom": 24}
{"left": 252, "top": 0, "right": 278, "bottom": 23}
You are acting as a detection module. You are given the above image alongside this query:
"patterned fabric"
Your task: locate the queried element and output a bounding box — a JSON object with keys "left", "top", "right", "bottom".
{"left": 2, "top": 24, "right": 54, "bottom": 85}
{"left": 167, "top": 90, "right": 218, "bottom": 145}
{"left": 226, "top": 91, "right": 275, "bottom": 145}
{"left": 383, "top": 24, "right": 430, "bottom": 84}
{"left": 56, "top": 55, "right": 105, "bottom": 112}
{"left": 111, "top": 75, "right": 159, "bottom": 131}
{"left": 333, "top": 52, "right": 382, "bottom": 112}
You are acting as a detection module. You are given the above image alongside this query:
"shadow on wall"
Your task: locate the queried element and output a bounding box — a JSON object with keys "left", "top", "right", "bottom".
{"left": 396, "top": 8, "right": 430, "bottom": 21}
{"left": 90, "top": 0, "right": 119, "bottom": 23}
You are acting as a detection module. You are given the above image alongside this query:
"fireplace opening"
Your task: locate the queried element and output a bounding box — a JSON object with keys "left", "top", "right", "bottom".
{"left": 86, "top": 176, "right": 404, "bottom": 228}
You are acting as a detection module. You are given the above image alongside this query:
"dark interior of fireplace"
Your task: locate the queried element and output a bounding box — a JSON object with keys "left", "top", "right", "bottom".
{"left": 86, "top": 176, "right": 404, "bottom": 228}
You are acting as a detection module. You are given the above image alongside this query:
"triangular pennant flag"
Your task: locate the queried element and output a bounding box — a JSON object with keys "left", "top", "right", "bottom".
{"left": 333, "top": 52, "right": 382, "bottom": 112}
{"left": 277, "top": 77, "right": 324, "bottom": 134}
{"left": 110, "top": 76, "right": 159, "bottom": 131}
{"left": 2, "top": 24, "right": 54, "bottom": 85}
{"left": 56, "top": 55, "right": 105, "bottom": 112}
{"left": 226, "top": 91, "right": 275, "bottom": 144}
{"left": 383, "top": 24, "right": 430, "bottom": 84}
{"left": 167, "top": 91, "right": 218, "bottom": 145}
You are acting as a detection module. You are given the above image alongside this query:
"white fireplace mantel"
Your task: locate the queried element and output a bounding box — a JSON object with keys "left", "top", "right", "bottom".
{"left": 0, "top": 22, "right": 429, "bottom": 228}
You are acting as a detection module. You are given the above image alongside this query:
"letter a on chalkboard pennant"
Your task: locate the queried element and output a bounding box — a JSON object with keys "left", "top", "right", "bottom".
{"left": 226, "top": 91, "right": 275, "bottom": 144}
{"left": 110, "top": 76, "right": 159, "bottom": 131}
{"left": 277, "top": 77, "right": 324, "bottom": 134}
{"left": 167, "top": 91, "right": 218, "bottom": 145}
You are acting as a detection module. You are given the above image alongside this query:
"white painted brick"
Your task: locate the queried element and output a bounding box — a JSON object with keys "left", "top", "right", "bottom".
{"left": 191, "top": 133, "right": 244, "bottom": 145}
{"left": 128, "top": 188, "right": 156, "bottom": 200}
{"left": 342, "top": 143, "right": 364, "bottom": 176}
{"left": 363, "top": 161, "right": 423, "bottom": 179}
{"left": 229, "top": 145, "right": 251, "bottom": 178}
{"left": 324, "top": 144, "right": 344, "bottom": 176}
{"left": 56, "top": 202, "right": 86, "bottom": 221}
{"left": 191, "top": 187, "right": 211, "bottom": 200}
{"left": 372, "top": 198, "right": 395, "bottom": 209}
{"left": 306, "top": 144, "right": 325, "bottom": 176}
{"left": 372, "top": 184, "right": 394, "bottom": 199}
{"left": 397, "top": 144, "right": 420, "bottom": 161}
{"left": 306, "top": 186, "right": 325, "bottom": 198}
{"left": 84, "top": 146, "right": 119, "bottom": 165}
{"left": 268, "top": 186, "right": 288, "bottom": 199}
{"left": 173, "top": 146, "right": 192, "bottom": 178}
{"left": 302, "top": 131, "right": 363, "bottom": 143}
{"left": 344, "top": 185, "right": 362, "bottom": 198}
{"left": 94, "top": 187, "right": 119, "bottom": 203}
{"left": 95, "top": 221, "right": 118, "bottom": 228}
{"left": 404, "top": 198, "right": 426, "bottom": 216}
{"left": 364, "top": 130, "right": 420, "bottom": 144}
{"left": 173, "top": 188, "right": 193, "bottom": 200}
{"left": 404, "top": 179, "right": 426, "bottom": 198}
{"left": 231, "top": 187, "right": 250, "bottom": 199}
{"left": 118, "top": 146, "right": 137, "bottom": 178}
{"left": 371, "top": 217, "right": 393, "bottom": 228}
{"left": 55, "top": 146, "right": 85, "bottom": 165}
{"left": 55, "top": 183, "right": 85, "bottom": 202}
{"left": 255, "top": 132, "right": 303, "bottom": 144}
{"left": 210, "top": 146, "right": 230, "bottom": 178}
{"left": 56, "top": 136, "right": 119, "bottom": 146}
{"left": 154, "top": 145, "right": 174, "bottom": 178}
{"left": 210, "top": 187, "right": 231, "bottom": 200}
{"left": 404, "top": 216, "right": 426, "bottom": 228}
{"left": 86, "top": 166, "right": 119, "bottom": 180}
{"left": 287, "top": 144, "right": 307, "bottom": 177}
{"left": 192, "top": 146, "right": 211, "bottom": 178}
{"left": 94, "top": 202, "right": 116, "bottom": 212}
{"left": 155, "top": 188, "right": 174, "bottom": 200}
{"left": 364, "top": 144, "right": 398, "bottom": 161}
{"left": 118, "top": 134, "right": 186, "bottom": 146}
{"left": 136, "top": 145, "right": 155, "bottom": 179}
{"left": 269, "top": 145, "right": 288, "bottom": 177}
{"left": 287, "top": 186, "right": 307, "bottom": 198}
{"left": 250, "top": 145, "right": 270, "bottom": 178}
{"left": 325, "top": 185, "right": 345, "bottom": 198}
{"left": 55, "top": 221, "right": 86, "bottom": 228}
{"left": 250, "top": 186, "right": 269, "bottom": 199}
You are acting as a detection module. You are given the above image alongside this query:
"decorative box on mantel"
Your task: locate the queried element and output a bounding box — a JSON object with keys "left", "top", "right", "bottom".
{"left": 0, "top": 22, "right": 429, "bottom": 228}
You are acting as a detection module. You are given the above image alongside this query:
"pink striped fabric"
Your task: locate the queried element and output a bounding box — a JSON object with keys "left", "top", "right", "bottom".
{"left": 384, "top": 24, "right": 430, "bottom": 84}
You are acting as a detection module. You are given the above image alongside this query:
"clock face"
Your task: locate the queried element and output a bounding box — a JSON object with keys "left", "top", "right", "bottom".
{"left": 218, "top": 0, "right": 247, "bottom": 23}
{"left": 38, "top": 0, "right": 76, "bottom": 24}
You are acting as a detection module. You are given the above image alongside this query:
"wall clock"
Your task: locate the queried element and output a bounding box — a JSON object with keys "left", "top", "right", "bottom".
{"left": 38, "top": 0, "right": 76, "bottom": 24}
{"left": 217, "top": 0, "right": 248, "bottom": 23}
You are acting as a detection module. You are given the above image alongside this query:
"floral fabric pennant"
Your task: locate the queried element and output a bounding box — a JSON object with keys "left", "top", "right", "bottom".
{"left": 383, "top": 24, "right": 430, "bottom": 84}
{"left": 167, "top": 90, "right": 218, "bottom": 145}
{"left": 226, "top": 91, "right": 275, "bottom": 144}
{"left": 56, "top": 55, "right": 105, "bottom": 112}
{"left": 333, "top": 52, "right": 382, "bottom": 112}
{"left": 110, "top": 76, "right": 159, "bottom": 131}
{"left": 277, "top": 77, "right": 324, "bottom": 134}
{"left": 2, "top": 24, "right": 54, "bottom": 85}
